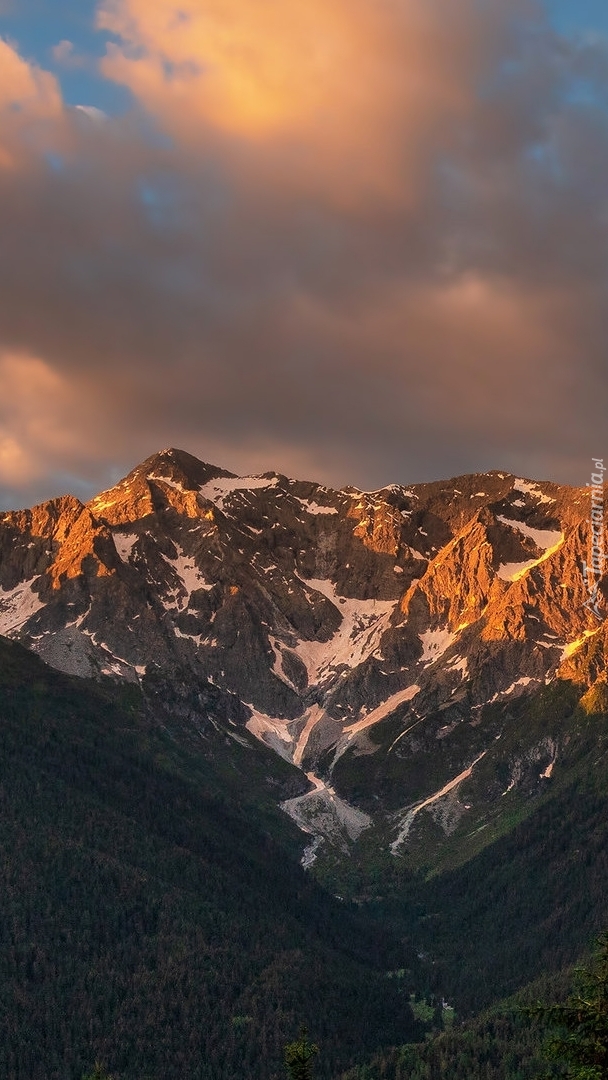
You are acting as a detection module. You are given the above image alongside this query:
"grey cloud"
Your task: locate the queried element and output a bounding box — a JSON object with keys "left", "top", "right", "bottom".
{"left": 0, "top": 2, "right": 607, "bottom": 505}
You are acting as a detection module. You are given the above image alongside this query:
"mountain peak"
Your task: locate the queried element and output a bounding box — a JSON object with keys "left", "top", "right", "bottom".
{"left": 85, "top": 449, "right": 236, "bottom": 526}
{"left": 137, "top": 448, "right": 236, "bottom": 490}
{"left": 2, "top": 450, "right": 605, "bottom": 865}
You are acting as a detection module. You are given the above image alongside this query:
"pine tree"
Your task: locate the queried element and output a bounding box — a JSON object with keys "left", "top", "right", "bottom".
{"left": 82, "top": 1064, "right": 114, "bottom": 1080}
{"left": 533, "top": 933, "right": 608, "bottom": 1079}
{"left": 284, "top": 1027, "right": 319, "bottom": 1080}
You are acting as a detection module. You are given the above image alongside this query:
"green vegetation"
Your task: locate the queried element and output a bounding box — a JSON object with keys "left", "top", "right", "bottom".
{"left": 3, "top": 630, "right": 608, "bottom": 1079}
{"left": 339, "top": 1008, "right": 549, "bottom": 1080}
{"left": 284, "top": 1028, "right": 319, "bottom": 1080}
{"left": 340, "top": 936, "right": 608, "bottom": 1080}
{"left": 312, "top": 679, "right": 608, "bottom": 1021}
{"left": 0, "top": 636, "right": 417, "bottom": 1079}
{"left": 408, "top": 995, "right": 437, "bottom": 1025}
{"left": 531, "top": 934, "right": 608, "bottom": 1079}
{"left": 82, "top": 1067, "right": 114, "bottom": 1080}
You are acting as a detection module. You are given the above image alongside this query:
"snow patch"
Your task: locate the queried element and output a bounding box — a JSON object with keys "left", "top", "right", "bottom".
{"left": 90, "top": 495, "right": 117, "bottom": 511}
{"left": 64, "top": 607, "right": 91, "bottom": 631}
{"left": 291, "top": 575, "right": 395, "bottom": 687}
{"left": 513, "top": 479, "right": 554, "bottom": 503}
{"left": 496, "top": 516, "right": 563, "bottom": 549}
{"left": 161, "top": 547, "right": 213, "bottom": 610}
{"left": 245, "top": 706, "right": 294, "bottom": 761}
{"left": 269, "top": 638, "right": 300, "bottom": 693}
{"left": 200, "top": 475, "right": 278, "bottom": 511}
{"left": 0, "top": 579, "right": 44, "bottom": 635}
{"left": 419, "top": 627, "right": 456, "bottom": 663}
{"left": 282, "top": 772, "right": 371, "bottom": 849}
{"left": 391, "top": 752, "right": 487, "bottom": 853}
{"left": 89, "top": 639, "right": 142, "bottom": 681}
{"left": 296, "top": 498, "right": 338, "bottom": 515}
{"left": 293, "top": 705, "right": 327, "bottom": 766}
{"left": 332, "top": 686, "right": 421, "bottom": 765}
{"left": 489, "top": 676, "right": 536, "bottom": 702}
{"left": 447, "top": 655, "right": 468, "bottom": 678}
{"left": 148, "top": 473, "right": 183, "bottom": 491}
{"left": 113, "top": 532, "right": 138, "bottom": 563}
{"left": 173, "top": 628, "right": 204, "bottom": 644}
{"left": 495, "top": 517, "right": 564, "bottom": 580}
{"left": 496, "top": 559, "right": 539, "bottom": 581}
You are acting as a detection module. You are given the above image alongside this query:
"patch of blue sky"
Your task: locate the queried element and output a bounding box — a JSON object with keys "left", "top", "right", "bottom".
{"left": 50, "top": 66, "right": 133, "bottom": 117}
{"left": 0, "top": 470, "right": 98, "bottom": 510}
{"left": 47, "top": 470, "right": 101, "bottom": 502}
{"left": 543, "top": 0, "right": 608, "bottom": 38}
{"left": 0, "top": 0, "right": 132, "bottom": 115}
{"left": 564, "top": 77, "right": 604, "bottom": 107}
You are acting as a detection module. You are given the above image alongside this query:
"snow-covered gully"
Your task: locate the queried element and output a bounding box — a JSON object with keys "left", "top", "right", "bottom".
{"left": 281, "top": 772, "right": 371, "bottom": 867}
{"left": 390, "top": 752, "right": 487, "bottom": 854}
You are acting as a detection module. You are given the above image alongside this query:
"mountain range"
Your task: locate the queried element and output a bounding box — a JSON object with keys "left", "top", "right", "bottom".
{"left": 2, "top": 447, "right": 608, "bottom": 1076}
{"left": 1, "top": 447, "right": 605, "bottom": 869}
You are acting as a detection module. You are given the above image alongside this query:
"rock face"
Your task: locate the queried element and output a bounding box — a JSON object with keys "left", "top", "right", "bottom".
{"left": 1, "top": 448, "right": 606, "bottom": 859}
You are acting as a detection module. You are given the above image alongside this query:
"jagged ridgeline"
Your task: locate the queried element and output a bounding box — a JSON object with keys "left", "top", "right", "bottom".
{"left": 1, "top": 448, "right": 608, "bottom": 1074}
{"left": 0, "top": 448, "right": 605, "bottom": 860}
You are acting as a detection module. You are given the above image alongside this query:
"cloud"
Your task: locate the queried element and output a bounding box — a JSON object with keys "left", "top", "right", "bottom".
{"left": 0, "top": 3, "right": 607, "bottom": 507}
{"left": 0, "top": 350, "right": 90, "bottom": 483}
{"left": 0, "top": 39, "right": 61, "bottom": 118}
{"left": 51, "top": 39, "right": 77, "bottom": 66}
{"left": 0, "top": 37, "right": 63, "bottom": 168}
{"left": 74, "top": 105, "right": 108, "bottom": 123}
{"left": 96, "top": 0, "right": 481, "bottom": 206}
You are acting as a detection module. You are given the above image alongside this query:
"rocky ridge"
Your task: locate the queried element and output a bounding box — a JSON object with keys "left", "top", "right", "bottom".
{"left": 1, "top": 448, "right": 605, "bottom": 863}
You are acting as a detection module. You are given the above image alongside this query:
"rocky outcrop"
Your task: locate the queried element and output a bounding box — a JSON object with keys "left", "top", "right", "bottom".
{"left": 0, "top": 448, "right": 605, "bottom": 857}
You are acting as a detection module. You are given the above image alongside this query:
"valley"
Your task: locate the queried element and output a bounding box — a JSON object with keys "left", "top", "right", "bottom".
{"left": 1, "top": 447, "right": 607, "bottom": 1077}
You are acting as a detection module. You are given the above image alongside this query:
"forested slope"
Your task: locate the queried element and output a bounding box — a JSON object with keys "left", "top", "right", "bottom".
{"left": 0, "top": 636, "right": 418, "bottom": 1080}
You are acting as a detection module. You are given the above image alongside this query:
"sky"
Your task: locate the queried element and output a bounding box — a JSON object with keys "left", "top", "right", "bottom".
{"left": 1, "top": 0, "right": 608, "bottom": 508}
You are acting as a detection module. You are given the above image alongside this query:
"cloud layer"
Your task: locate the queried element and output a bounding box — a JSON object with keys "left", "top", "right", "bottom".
{"left": 1, "top": 0, "right": 607, "bottom": 506}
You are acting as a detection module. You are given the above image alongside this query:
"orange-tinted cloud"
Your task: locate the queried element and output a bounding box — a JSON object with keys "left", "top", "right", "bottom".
{"left": 97, "top": 0, "right": 480, "bottom": 205}
{"left": 50, "top": 39, "right": 88, "bottom": 70}
{"left": 0, "top": 351, "right": 86, "bottom": 483}
{"left": 0, "top": 3, "right": 607, "bottom": 507}
{"left": 0, "top": 38, "right": 62, "bottom": 168}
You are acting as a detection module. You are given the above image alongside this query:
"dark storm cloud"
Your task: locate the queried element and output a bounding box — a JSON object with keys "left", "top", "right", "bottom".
{"left": 0, "top": 0, "right": 607, "bottom": 507}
